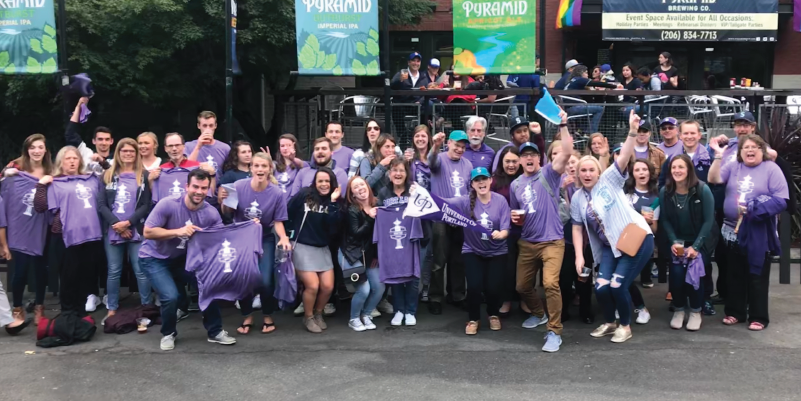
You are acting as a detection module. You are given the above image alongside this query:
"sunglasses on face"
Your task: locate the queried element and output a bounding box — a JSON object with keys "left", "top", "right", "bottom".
{"left": 367, "top": 126, "right": 380, "bottom": 131}
{"left": 660, "top": 126, "right": 676, "bottom": 131}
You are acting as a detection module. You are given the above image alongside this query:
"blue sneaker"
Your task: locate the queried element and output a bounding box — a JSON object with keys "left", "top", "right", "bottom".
{"left": 522, "top": 314, "right": 548, "bottom": 329}
{"left": 703, "top": 301, "right": 717, "bottom": 316}
{"left": 542, "top": 331, "right": 562, "bottom": 352}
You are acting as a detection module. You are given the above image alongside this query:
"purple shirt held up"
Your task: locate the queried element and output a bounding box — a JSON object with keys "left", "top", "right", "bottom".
{"left": 1, "top": 172, "right": 49, "bottom": 256}
{"left": 47, "top": 174, "right": 103, "bottom": 248}
{"left": 373, "top": 206, "right": 423, "bottom": 284}
{"left": 108, "top": 172, "right": 142, "bottom": 244}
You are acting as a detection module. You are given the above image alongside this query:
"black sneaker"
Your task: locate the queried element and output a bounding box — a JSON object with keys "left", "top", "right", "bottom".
{"left": 703, "top": 301, "right": 717, "bottom": 316}
{"left": 428, "top": 302, "right": 442, "bottom": 315}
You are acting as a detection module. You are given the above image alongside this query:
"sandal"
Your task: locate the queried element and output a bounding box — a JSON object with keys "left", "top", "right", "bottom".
{"left": 262, "top": 322, "right": 276, "bottom": 334}
{"left": 722, "top": 316, "right": 739, "bottom": 325}
{"left": 748, "top": 322, "right": 765, "bottom": 331}
{"left": 237, "top": 323, "right": 253, "bottom": 335}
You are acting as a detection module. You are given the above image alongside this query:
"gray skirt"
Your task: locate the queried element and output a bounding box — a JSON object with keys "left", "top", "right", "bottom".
{"left": 293, "top": 242, "right": 334, "bottom": 272}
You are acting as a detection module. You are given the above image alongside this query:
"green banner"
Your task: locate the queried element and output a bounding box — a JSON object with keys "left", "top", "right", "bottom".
{"left": 0, "top": 0, "right": 58, "bottom": 74}
{"left": 453, "top": 0, "right": 537, "bottom": 75}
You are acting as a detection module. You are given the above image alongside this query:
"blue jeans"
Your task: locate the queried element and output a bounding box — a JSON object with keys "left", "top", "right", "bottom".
{"left": 140, "top": 256, "right": 222, "bottom": 338}
{"left": 104, "top": 238, "right": 151, "bottom": 311}
{"left": 339, "top": 250, "right": 385, "bottom": 319}
{"left": 240, "top": 235, "right": 278, "bottom": 316}
{"left": 670, "top": 262, "right": 704, "bottom": 312}
{"left": 567, "top": 105, "right": 604, "bottom": 133}
{"left": 391, "top": 279, "right": 420, "bottom": 315}
{"left": 595, "top": 235, "right": 654, "bottom": 326}
{"left": 11, "top": 250, "right": 48, "bottom": 307}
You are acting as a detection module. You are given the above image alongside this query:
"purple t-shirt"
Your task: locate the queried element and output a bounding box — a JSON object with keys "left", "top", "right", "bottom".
{"left": 0, "top": 196, "right": 6, "bottom": 228}
{"left": 0, "top": 172, "right": 49, "bottom": 256}
{"left": 288, "top": 165, "right": 349, "bottom": 198}
{"left": 373, "top": 207, "right": 423, "bottom": 284}
{"left": 184, "top": 139, "right": 231, "bottom": 178}
{"left": 138, "top": 196, "right": 223, "bottom": 260}
{"left": 657, "top": 141, "right": 683, "bottom": 160}
{"left": 720, "top": 161, "right": 789, "bottom": 227}
{"left": 634, "top": 146, "right": 649, "bottom": 160}
{"left": 431, "top": 153, "right": 473, "bottom": 198}
{"left": 185, "top": 221, "right": 263, "bottom": 311}
{"left": 274, "top": 161, "right": 308, "bottom": 194}
{"left": 411, "top": 159, "right": 431, "bottom": 191}
{"left": 108, "top": 172, "right": 142, "bottom": 244}
{"left": 331, "top": 146, "right": 354, "bottom": 173}
{"left": 48, "top": 174, "right": 103, "bottom": 248}
{"left": 232, "top": 179, "right": 288, "bottom": 236}
{"left": 451, "top": 193, "right": 510, "bottom": 257}
{"left": 510, "top": 164, "right": 564, "bottom": 243}
{"left": 152, "top": 167, "right": 198, "bottom": 203}
{"left": 464, "top": 144, "right": 495, "bottom": 171}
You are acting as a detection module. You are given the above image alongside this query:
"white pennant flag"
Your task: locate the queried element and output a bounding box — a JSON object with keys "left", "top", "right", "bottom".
{"left": 402, "top": 186, "right": 440, "bottom": 218}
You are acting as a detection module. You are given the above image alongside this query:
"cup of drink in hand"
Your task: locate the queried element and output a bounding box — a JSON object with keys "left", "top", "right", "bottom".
{"left": 512, "top": 209, "right": 526, "bottom": 225}
{"left": 405, "top": 148, "right": 414, "bottom": 159}
{"left": 674, "top": 240, "right": 685, "bottom": 257}
{"left": 579, "top": 266, "right": 592, "bottom": 278}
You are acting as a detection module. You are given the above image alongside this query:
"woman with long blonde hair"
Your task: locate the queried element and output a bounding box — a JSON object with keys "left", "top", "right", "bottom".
{"left": 2, "top": 134, "right": 53, "bottom": 325}
{"left": 220, "top": 152, "right": 292, "bottom": 334}
{"left": 97, "top": 138, "right": 153, "bottom": 322}
{"left": 137, "top": 132, "right": 161, "bottom": 171}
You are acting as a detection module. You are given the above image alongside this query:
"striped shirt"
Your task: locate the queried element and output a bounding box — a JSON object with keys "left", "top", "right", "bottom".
{"left": 570, "top": 164, "right": 652, "bottom": 263}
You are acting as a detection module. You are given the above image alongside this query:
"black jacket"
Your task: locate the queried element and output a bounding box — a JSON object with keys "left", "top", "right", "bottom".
{"left": 97, "top": 170, "right": 153, "bottom": 236}
{"left": 340, "top": 205, "right": 376, "bottom": 265}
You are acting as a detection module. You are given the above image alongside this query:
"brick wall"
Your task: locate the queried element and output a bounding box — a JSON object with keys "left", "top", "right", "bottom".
{"left": 774, "top": 18, "right": 801, "bottom": 75}
{"left": 392, "top": 0, "right": 454, "bottom": 31}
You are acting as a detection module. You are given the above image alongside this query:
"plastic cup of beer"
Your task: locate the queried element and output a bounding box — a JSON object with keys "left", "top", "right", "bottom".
{"left": 641, "top": 206, "right": 653, "bottom": 216}
{"left": 512, "top": 209, "right": 525, "bottom": 225}
{"left": 136, "top": 318, "right": 151, "bottom": 333}
{"left": 674, "top": 240, "right": 685, "bottom": 257}
{"left": 579, "top": 266, "right": 592, "bottom": 278}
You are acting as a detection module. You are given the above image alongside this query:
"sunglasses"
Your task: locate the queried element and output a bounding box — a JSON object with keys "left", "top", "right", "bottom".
{"left": 660, "top": 126, "right": 676, "bottom": 131}
{"left": 367, "top": 126, "right": 380, "bottom": 131}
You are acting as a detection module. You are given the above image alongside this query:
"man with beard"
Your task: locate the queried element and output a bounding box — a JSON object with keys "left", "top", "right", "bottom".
{"left": 463, "top": 116, "right": 495, "bottom": 171}
{"left": 289, "top": 137, "right": 349, "bottom": 198}
{"left": 139, "top": 169, "right": 234, "bottom": 350}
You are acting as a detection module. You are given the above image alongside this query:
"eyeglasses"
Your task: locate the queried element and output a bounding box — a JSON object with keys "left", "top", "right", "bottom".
{"left": 367, "top": 126, "right": 380, "bottom": 131}
{"left": 660, "top": 126, "right": 676, "bottom": 131}
{"left": 742, "top": 146, "right": 761, "bottom": 151}
{"left": 733, "top": 122, "right": 753, "bottom": 128}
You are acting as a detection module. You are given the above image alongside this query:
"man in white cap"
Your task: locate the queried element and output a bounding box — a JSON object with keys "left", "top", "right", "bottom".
{"left": 422, "top": 58, "right": 441, "bottom": 88}
{"left": 553, "top": 59, "right": 579, "bottom": 90}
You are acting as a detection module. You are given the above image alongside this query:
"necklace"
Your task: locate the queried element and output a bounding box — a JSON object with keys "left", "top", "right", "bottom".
{"left": 674, "top": 192, "right": 689, "bottom": 209}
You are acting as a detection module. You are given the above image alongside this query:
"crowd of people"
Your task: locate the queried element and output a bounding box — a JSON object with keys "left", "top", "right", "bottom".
{"left": 0, "top": 94, "right": 790, "bottom": 353}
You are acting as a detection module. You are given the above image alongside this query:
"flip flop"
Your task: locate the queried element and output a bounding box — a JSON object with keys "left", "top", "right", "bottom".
{"left": 748, "top": 322, "right": 765, "bottom": 331}
{"left": 262, "top": 322, "right": 276, "bottom": 334}
{"left": 237, "top": 323, "right": 253, "bottom": 335}
{"left": 722, "top": 316, "right": 739, "bottom": 325}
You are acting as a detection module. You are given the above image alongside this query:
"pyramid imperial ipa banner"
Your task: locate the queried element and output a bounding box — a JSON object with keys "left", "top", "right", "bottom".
{"left": 295, "top": 0, "right": 380, "bottom": 76}
{"left": 602, "top": 0, "right": 779, "bottom": 42}
{"left": 453, "top": 0, "right": 537, "bottom": 75}
{"left": 0, "top": 0, "right": 58, "bottom": 74}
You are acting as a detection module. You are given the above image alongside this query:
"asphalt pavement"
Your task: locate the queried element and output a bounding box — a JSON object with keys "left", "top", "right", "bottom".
{"left": 2, "top": 265, "right": 801, "bottom": 401}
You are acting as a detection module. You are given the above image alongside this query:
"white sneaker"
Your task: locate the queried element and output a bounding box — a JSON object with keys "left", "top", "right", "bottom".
{"left": 101, "top": 294, "right": 108, "bottom": 308}
{"left": 370, "top": 309, "right": 381, "bottom": 318}
{"left": 361, "top": 315, "right": 377, "bottom": 330}
{"left": 293, "top": 302, "right": 304, "bottom": 316}
{"left": 635, "top": 308, "right": 651, "bottom": 324}
{"left": 154, "top": 295, "right": 161, "bottom": 307}
{"left": 391, "top": 311, "right": 404, "bottom": 326}
{"left": 85, "top": 295, "right": 101, "bottom": 312}
{"left": 349, "top": 318, "right": 367, "bottom": 332}
{"left": 235, "top": 300, "right": 241, "bottom": 310}
{"left": 252, "top": 295, "right": 262, "bottom": 310}
{"left": 404, "top": 314, "right": 416, "bottom": 326}
{"left": 615, "top": 310, "right": 620, "bottom": 320}
{"left": 208, "top": 330, "right": 236, "bottom": 345}
{"left": 160, "top": 333, "right": 176, "bottom": 350}
{"left": 176, "top": 309, "right": 189, "bottom": 322}
{"left": 323, "top": 303, "right": 336, "bottom": 316}
{"left": 377, "top": 299, "right": 394, "bottom": 314}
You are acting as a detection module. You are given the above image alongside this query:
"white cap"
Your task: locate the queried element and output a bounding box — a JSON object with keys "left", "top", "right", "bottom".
{"left": 430, "top": 58, "right": 440, "bottom": 68}
{"left": 565, "top": 59, "right": 579, "bottom": 70}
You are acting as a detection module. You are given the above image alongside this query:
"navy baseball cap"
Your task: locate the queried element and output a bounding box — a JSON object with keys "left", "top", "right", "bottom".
{"left": 470, "top": 167, "right": 490, "bottom": 181}
{"left": 638, "top": 121, "right": 652, "bottom": 132}
{"left": 734, "top": 111, "right": 756, "bottom": 123}
{"left": 510, "top": 116, "right": 529, "bottom": 132}
{"left": 518, "top": 142, "right": 540, "bottom": 154}
{"left": 660, "top": 117, "right": 678, "bottom": 126}
{"left": 409, "top": 52, "right": 422, "bottom": 61}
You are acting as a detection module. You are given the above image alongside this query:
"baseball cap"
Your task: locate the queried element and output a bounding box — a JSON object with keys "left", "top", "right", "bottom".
{"left": 518, "top": 142, "right": 540, "bottom": 154}
{"left": 601, "top": 64, "right": 612, "bottom": 73}
{"left": 734, "top": 111, "right": 756, "bottom": 123}
{"left": 659, "top": 117, "right": 679, "bottom": 126}
{"left": 449, "top": 130, "right": 469, "bottom": 142}
{"left": 429, "top": 58, "right": 440, "bottom": 68}
{"left": 565, "top": 59, "right": 579, "bottom": 70}
{"left": 409, "top": 52, "right": 422, "bottom": 61}
{"left": 510, "top": 116, "right": 529, "bottom": 132}
{"left": 638, "top": 121, "right": 652, "bottom": 133}
{"left": 470, "top": 167, "right": 490, "bottom": 181}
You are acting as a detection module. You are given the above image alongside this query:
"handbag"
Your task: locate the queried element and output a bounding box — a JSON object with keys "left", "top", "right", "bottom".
{"left": 342, "top": 250, "right": 367, "bottom": 293}
{"left": 585, "top": 191, "right": 647, "bottom": 257}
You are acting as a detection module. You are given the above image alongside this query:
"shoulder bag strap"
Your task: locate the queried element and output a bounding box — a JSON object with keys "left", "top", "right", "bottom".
{"left": 292, "top": 208, "right": 309, "bottom": 249}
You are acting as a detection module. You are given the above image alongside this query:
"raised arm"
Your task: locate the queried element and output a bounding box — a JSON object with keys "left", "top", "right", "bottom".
{"left": 428, "top": 132, "right": 445, "bottom": 173}
{"left": 707, "top": 138, "right": 726, "bottom": 184}
{"left": 551, "top": 110, "right": 573, "bottom": 175}
{"left": 615, "top": 110, "right": 639, "bottom": 172}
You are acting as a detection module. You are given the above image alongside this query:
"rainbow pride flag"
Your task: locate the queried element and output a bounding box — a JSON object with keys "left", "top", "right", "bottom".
{"left": 795, "top": 0, "right": 801, "bottom": 32}
{"left": 556, "top": 0, "right": 583, "bottom": 29}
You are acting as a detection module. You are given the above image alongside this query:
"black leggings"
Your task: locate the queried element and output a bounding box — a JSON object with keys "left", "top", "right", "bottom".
{"left": 55, "top": 236, "right": 103, "bottom": 314}
{"left": 560, "top": 243, "right": 593, "bottom": 320}
{"left": 11, "top": 250, "right": 48, "bottom": 307}
{"left": 463, "top": 253, "right": 505, "bottom": 322}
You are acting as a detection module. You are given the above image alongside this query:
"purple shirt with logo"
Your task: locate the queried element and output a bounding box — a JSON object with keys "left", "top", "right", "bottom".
{"left": 108, "top": 172, "right": 142, "bottom": 244}
{"left": 185, "top": 221, "right": 263, "bottom": 311}
{"left": 657, "top": 141, "right": 683, "bottom": 160}
{"left": 720, "top": 161, "right": 789, "bottom": 227}
{"left": 48, "top": 174, "right": 103, "bottom": 248}
{"left": 331, "top": 146, "right": 354, "bottom": 174}
{"left": 152, "top": 167, "right": 198, "bottom": 203}
{"left": 274, "top": 161, "right": 308, "bottom": 194}
{"left": 510, "top": 163, "right": 564, "bottom": 243}
{"left": 411, "top": 159, "right": 431, "bottom": 191}
{"left": 139, "top": 196, "right": 223, "bottom": 260}
{"left": 232, "top": 179, "right": 288, "bottom": 236}
{"left": 464, "top": 144, "right": 495, "bottom": 171}
{"left": 1, "top": 172, "right": 49, "bottom": 256}
{"left": 288, "top": 165, "right": 349, "bottom": 198}
{"left": 184, "top": 139, "right": 231, "bottom": 178}
{"left": 450, "top": 193, "right": 510, "bottom": 257}
{"left": 430, "top": 153, "right": 473, "bottom": 199}
{"left": 373, "top": 207, "right": 423, "bottom": 284}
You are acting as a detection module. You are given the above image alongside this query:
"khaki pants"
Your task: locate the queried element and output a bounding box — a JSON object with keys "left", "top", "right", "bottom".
{"left": 516, "top": 239, "right": 565, "bottom": 335}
